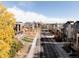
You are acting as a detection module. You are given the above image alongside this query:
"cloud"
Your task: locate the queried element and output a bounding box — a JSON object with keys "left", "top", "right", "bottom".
{"left": 7, "top": 6, "right": 77, "bottom": 24}
{"left": 7, "top": 6, "right": 47, "bottom": 23}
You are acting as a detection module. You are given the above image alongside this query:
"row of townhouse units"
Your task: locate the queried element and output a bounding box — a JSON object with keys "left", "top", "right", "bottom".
{"left": 41, "top": 23, "right": 63, "bottom": 32}
{"left": 23, "top": 22, "right": 40, "bottom": 30}
{"left": 52, "top": 23, "right": 64, "bottom": 41}
{"left": 42, "top": 21, "right": 79, "bottom": 47}
{"left": 14, "top": 22, "right": 41, "bottom": 34}
{"left": 41, "top": 23, "right": 64, "bottom": 41}
{"left": 63, "top": 21, "right": 79, "bottom": 50}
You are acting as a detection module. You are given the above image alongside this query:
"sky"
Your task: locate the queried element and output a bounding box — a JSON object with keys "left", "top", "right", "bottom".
{"left": 1, "top": 1, "right": 79, "bottom": 23}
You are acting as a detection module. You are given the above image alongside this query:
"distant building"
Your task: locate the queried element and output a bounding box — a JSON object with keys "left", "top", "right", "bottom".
{"left": 23, "top": 22, "right": 39, "bottom": 29}
{"left": 52, "top": 23, "right": 57, "bottom": 30}
{"left": 41, "top": 23, "right": 57, "bottom": 31}
{"left": 56, "top": 23, "right": 64, "bottom": 32}
{"left": 14, "top": 22, "right": 23, "bottom": 34}
{"left": 24, "top": 22, "right": 33, "bottom": 29}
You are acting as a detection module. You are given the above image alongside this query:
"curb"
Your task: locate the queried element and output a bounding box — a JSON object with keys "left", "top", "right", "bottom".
{"left": 27, "top": 30, "right": 41, "bottom": 58}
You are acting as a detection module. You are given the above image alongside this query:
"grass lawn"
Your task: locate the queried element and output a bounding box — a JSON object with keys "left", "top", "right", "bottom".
{"left": 22, "top": 37, "right": 32, "bottom": 42}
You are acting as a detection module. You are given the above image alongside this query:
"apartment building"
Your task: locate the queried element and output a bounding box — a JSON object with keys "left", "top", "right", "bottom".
{"left": 63, "top": 21, "right": 74, "bottom": 42}
{"left": 73, "top": 21, "right": 79, "bottom": 49}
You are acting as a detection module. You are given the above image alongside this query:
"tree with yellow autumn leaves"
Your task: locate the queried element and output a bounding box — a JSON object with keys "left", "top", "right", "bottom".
{"left": 0, "top": 4, "right": 21, "bottom": 58}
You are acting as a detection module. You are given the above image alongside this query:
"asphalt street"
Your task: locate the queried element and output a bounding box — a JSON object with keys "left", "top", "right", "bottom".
{"left": 34, "top": 29, "right": 58, "bottom": 58}
{"left": 40, "top": 38, "right": 57, "bottom": 58}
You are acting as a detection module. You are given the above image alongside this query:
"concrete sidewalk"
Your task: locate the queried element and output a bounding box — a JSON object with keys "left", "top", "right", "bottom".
{"left": 27, "top": 30, "right": 41, "bottom": 58}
